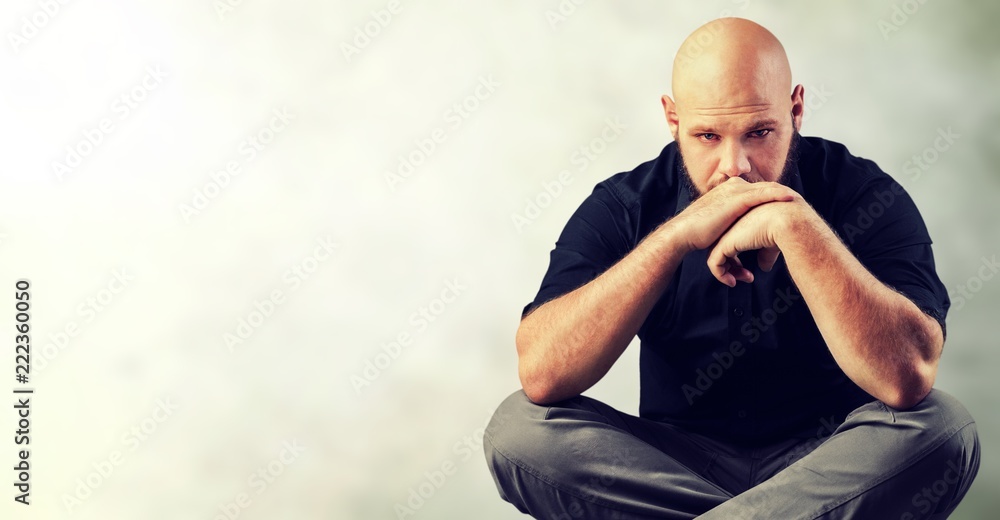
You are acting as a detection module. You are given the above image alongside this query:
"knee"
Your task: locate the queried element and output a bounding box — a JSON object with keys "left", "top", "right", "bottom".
{"left": 482, "top": 389, "right": 541, "bottom": 463}
{"left": 482, "top": 390, "right": 548, "bottom": 503}
{"left": 906, "top": 391, "right": 982, "bottom": 513}
{"left": 902, "top": 389, "right": 981, "bottom": 475}
{"left": 909, "top": 388, "right": 977, "bottom": 436}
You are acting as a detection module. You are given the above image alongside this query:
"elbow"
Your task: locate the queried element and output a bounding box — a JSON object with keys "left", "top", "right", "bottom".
{"left": 520, "top": 373, "right": 574, "bottom": 405}
{"left": 515, "top": 328, "right": 567, "bottom": 405}
{"left": 886, "top": 315, "right": 943, "bottom": 410}
{"left": 516, "top": 321, "right": 545, "bottom": 404}
{"left": 518, "top": 357, "right": 579, "bottom": 405}
{"left": 516, "top": 345, "right": 561, "bottom": 405}
{"left": 520, "top": 372, "right": 559, "bottom": 405}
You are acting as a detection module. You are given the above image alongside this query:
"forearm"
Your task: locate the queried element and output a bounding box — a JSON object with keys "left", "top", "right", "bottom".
{"left": 517, "top": 221, "right": 688, "bottom": 404}
{"left": 775, "top": 205, "right": 943, "bottom": 409}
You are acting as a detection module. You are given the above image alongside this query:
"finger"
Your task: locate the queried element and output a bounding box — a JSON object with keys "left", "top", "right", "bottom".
{"left": 713, "top": 188, "right": 796, "bottom": 235}
{"left": 707, "top": 251, "right": 732, "bottom": 286}
{"left": 725, "top": 254, "right": 754, "bottom": 284}
{"left": 708, "top": 245, "right": 753, "bottom": 287}
{"left": 757, "top": 247, "right": 782, "bottom": 272}
{"left": 715, "top": 259, "right": 753, "bottom": 287}
{"left": 730, "top": 263, "right": 754, "bottom": 284}
{"left": 729, "top": 184, "right": 797, "bottom": 215}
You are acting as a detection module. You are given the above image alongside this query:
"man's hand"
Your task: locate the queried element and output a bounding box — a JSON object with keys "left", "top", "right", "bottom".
{"left": 706, "top": 198, "right": 810, "bottom": 287}
{"left": 515, "top": 178, "right": 800, "bottom": 404}
{"left": 670, "top": 177, "right": 799, "bottom": 255}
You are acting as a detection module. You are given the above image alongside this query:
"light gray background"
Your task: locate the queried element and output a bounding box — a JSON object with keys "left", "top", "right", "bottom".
{"left": 0, "top": 1, "right": 997, "bottom": 519}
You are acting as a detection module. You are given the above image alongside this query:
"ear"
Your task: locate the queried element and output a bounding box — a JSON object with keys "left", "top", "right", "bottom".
{"left": 790, "top": 84, "right": 805, "bottom": 132}
{"left": 661, "top": 95, "right": 679, "bottom": 141}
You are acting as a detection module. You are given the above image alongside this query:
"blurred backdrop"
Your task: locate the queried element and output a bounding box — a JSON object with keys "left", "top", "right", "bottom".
{"left": 0, "top": 1, "right": 997, "bottom": 518}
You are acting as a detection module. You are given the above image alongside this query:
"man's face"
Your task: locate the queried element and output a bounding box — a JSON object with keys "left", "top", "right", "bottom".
{"left": 677, "top": 114, "right": 800, "bottom": 198}
{"left": 675, "top": 109, "right": 800, "bottom": 198}
{"left": 665, "top": 30, "right": 805, "bottom": 198}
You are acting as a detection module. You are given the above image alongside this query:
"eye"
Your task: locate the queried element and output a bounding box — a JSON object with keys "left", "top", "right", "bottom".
{"left": 697, "top": 133, "right": 719, "bottom": 142}
{"left": 748, "top": 129, "right": 771, "bottom": 138}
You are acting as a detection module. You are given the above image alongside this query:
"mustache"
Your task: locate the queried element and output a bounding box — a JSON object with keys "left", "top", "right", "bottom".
{"left": 707, "top": 172, "right": 766, "bottom": 190}
{"left": 680, "top": 131, "right": 800, "bottom": 199}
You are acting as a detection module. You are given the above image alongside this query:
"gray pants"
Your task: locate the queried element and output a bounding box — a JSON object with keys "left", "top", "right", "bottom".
{"left": 483, "top": 389, "right": 980, "bottom": 519}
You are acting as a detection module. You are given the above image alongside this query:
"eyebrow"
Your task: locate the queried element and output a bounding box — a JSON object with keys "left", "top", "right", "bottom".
{"left": 689, "top": 118, "right": 780, "bottom": 134}
{"left": 745, "top": 119, "right": 779, "bottom": 131}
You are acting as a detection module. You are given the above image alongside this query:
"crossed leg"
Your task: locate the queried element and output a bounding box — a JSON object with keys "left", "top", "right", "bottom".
{"left": 484, "top": 389, "right": 979, "bottom": 520}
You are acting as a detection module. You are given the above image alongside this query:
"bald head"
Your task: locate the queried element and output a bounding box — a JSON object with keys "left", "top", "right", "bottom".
{"left": 661, "top": 18, "right": 804, "bottom": 196}
{"left": 672, "top": 18, "right": 791, "bottom": 114}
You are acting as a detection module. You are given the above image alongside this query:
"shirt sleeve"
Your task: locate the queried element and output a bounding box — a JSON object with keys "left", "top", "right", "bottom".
{"left": 521, "top": 183, "right": 634, "bottom": 319}
{"left": 836, "top": 175, "right": 951, "bottom": 338}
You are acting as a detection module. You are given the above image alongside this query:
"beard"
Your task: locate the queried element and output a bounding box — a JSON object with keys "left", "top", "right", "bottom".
{"left": 678, "top": 127, "right": 801, "bottom": 200}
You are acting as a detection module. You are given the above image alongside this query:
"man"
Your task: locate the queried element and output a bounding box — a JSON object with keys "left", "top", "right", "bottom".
{"left": 484, "top": 18, "right": 980, "bottom": 519}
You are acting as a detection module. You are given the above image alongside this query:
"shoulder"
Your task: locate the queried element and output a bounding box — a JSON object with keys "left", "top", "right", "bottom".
{"left": 589, "top": 142, "right": 683, "bottom": 234}
{"left": 796, "top": 136, "right": 908, "bottom": 217}
{"left": 797, "top": 136, "right": 892, "bottom": 192}
{"left": 797, "top": 136, "right": 931, "bottom": 248}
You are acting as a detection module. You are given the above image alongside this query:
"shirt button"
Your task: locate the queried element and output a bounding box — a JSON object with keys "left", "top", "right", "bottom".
{"left": 733, "top": 307, "right": 744, "bottom": 317}
{"left": 737, "top": 410, "right": 747, "bottom": 418}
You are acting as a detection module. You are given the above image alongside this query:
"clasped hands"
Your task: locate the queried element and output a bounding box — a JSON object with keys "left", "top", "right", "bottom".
{"left": 671, "top": 177, "right": 814, "bottom": 287}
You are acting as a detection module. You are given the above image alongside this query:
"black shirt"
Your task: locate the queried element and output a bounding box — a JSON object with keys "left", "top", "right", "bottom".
{"left": 522, "top": 136, "right": 950, "bottom": 445}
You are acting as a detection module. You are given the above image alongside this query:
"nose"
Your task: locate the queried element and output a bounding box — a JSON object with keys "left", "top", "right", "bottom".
{"left": 718, "top": 141, "right": 752, "bottom": 179}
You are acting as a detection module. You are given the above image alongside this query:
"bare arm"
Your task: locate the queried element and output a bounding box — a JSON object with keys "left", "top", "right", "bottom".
{"left": 773, "top": 204, "right": 942, "bottom": 409}
{"left": 707, "top": 199, "right": 943, "bottom": 410}
{"left": 517, "top": 178, "right": 798, "bottom": 404}
{"left": 516, "top": 221, "right": 685, "bottom": 404}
